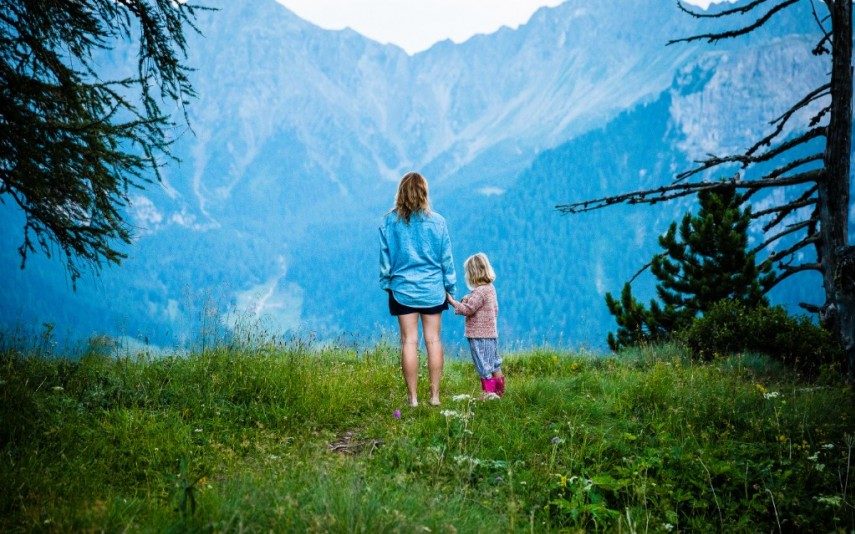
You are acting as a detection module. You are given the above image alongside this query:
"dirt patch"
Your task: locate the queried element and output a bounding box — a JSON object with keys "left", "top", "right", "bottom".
{"left": 327, "top": 429, "right": 383, "bottom": 455}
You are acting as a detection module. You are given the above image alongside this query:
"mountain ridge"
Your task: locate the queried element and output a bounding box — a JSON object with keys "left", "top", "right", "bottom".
{"left": 0, "top": 0, "right": 829, "bottom": 348}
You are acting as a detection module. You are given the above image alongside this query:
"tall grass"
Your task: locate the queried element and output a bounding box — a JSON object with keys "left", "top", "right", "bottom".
{"left": 0, "top": 341, "right": 852, "bottom": 531}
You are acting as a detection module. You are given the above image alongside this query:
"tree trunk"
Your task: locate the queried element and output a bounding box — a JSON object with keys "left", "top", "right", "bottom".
{"left": 820, "top": 0, "right": 855, "bottom": 381}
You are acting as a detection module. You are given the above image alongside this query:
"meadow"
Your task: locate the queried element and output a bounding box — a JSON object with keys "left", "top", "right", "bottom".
{"left": 0, "top": 338, "right": 852, "bottom": 532}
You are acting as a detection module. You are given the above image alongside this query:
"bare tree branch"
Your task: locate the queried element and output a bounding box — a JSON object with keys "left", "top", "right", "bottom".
{"left": 760, "top": 233, "right": 820, "bottom": 265}
{"left": 752, "top": 219, "right": 816, "bottom": 254}
{"left": 627, "top": 256, "right": 664, "bottom": 285}
{"left": 751, "top": 183, "right": 818, "bottom": 217}
{"left": 745, "top": 84, "right": 830, "bottom": 156}
{"left": 676, "top": 127, "right": 826, "bottom": 182}
{"left": 799, "top": 302, "right": 822, "bottom": 313}
{"left": 667, "top": 0, "right": 800, "bottom": 45}
{"left": 557, "top": 170, "right": 822, "bottom": 214}
{"left": 752, "top": 196, "right": 817, "bottom": 220}
{"left": 760, "top": 153, "right": 825, "bottom": 182}
{"left": 676, "top": 0, "right": 773, "bottom": 19}
{"left": 810, "top": 0, "right": 832, "bottom": 35}
{"left": 764, "top": 262, "right": 822, "bottom": 290}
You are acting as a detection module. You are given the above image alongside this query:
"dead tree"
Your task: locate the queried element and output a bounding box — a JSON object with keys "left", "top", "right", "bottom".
{"left": 557, "top": 0, "right": 855, "bottom": 380}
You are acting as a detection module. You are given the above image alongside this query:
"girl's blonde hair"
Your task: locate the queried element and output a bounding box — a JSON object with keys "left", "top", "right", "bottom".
{"left": 464, "top": 253, "right": 496, "bottom": 289}
{"left": 394, "top": 172, "right": 431, "bottom": 222}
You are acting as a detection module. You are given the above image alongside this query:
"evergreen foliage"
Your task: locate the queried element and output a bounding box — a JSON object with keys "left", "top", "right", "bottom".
{"left": 606, "top": 186, "right": 774, "bottom": 350}
{"left": 0, "top": 0, "right": 205, "bottom": 282}
{"left": 683, "top": 299, "right": 843, "bottom": 373}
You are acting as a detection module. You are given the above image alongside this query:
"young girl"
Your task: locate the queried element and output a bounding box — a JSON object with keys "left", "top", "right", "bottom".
{"left": 446, "top": 253, "right": 504, "bottom": 397}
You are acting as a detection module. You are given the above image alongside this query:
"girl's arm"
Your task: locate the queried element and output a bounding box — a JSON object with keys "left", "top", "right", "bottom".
{"left": 451, "top": 289, "right": 485, "bottom": 317}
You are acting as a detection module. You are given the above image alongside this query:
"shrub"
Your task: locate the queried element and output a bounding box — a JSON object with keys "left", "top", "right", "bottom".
{"left": 681, "top": 300, "right": 842, "bottom": 373}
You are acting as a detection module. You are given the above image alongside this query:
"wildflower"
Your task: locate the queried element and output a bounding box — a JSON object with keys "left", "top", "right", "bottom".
{"left": 663, "top": 524, "right": 674, "bottom": 532}
{"left": 393, "top": 409, "right": 401, "bottom": 419}
{"left": 453, "top": 454, "right": 481, "bottom": 466}
{"left": 763, "top": 391, "right": 781, "bottom": 400}
{"left": 778, "top": 435, "right": 788, "bottom": 443}
{"left": 194, "top": 428, "right": 203, "bottom": 433}
{"left": 822, "top": 443, "right": 834, "bottom": 450}
{"left": 451, "top": 394, "right": 472, "bottom": 402}
{"left": 808, "top": 452, "right": 819, "bottom": 462}
{"left": 755, "top": 383, "right": 768, "bottom": 394}
{"left": 440, "top": 410, "right": 462, "bottom": 418}
{"left": 551, "top": 436, "right": 565, "bottom": 445}
{"left": 52, "top": 386, "right": 64, "bottom": 391}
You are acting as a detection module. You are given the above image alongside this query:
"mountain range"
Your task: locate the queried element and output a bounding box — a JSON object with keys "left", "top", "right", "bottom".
{"left": 0, "top": 0, "right": 839, "bottom": 351}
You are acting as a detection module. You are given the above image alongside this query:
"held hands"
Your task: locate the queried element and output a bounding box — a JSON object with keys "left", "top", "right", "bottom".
{"left": 446, "top": 292, "right": 458, "bottom": 307}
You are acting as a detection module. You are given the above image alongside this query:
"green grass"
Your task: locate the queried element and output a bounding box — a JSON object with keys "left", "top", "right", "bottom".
{"left": 0, "top": 341, "right": 853, "bottom": 532}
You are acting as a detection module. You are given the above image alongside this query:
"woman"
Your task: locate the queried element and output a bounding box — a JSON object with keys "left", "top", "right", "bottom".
{"left": 379, "top": 172, "right": 456, "bottom": 407}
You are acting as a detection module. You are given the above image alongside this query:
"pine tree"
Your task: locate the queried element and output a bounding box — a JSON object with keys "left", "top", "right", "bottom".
{"left": 605, "top": 186, "right": 774, "bottom": 350}
{"left": 559, "top": 0, "right": 854, "bottom": 380}
{"left": 0, "top": 1, "right": 207, "bottom": 283}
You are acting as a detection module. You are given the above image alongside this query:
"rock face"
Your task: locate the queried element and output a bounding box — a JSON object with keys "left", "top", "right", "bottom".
{"left": 0, "top": 0, "right": 831, "bottom": 348}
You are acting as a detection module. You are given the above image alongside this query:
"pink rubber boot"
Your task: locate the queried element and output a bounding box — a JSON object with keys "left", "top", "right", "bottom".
{"left": 480, "top": 377, "right": 497, "bottom": 396}
{"left": 494, "top": 376, "right": 505, "bottom": 397}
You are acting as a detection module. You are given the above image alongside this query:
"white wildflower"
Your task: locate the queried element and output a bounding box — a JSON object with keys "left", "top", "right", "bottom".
{"left": 663, "top": 524, "right": 674, "bottom": 532}
{"left": 440, "top": 410, "right": 461, "bottom": 418}
{"left": 808, "top": 452, "right": 819, "bottom": 462}
{"left": 763, "top": 391, "right": 781, "bottom": 399}
{"left": 194, "top": 428, "right": 203, "bottom": 433}
{"left": 822, "top": 443, "right": 834, "bottom": 450}
{"left": 551, "top": 437, "right": 566, "bottom": 445}
{"left": 452, "top": 394, "right": 473, "bottom": 401}
{"left": 52, "top": 386, "right": 64, "bottom": 391}
{"left": 453, "top": 454, "right": 481, "bottom": 467}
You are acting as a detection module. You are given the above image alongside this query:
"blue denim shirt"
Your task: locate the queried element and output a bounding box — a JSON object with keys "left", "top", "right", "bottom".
{"left": 379, "top": 210, "right": 457, "bottom": 308}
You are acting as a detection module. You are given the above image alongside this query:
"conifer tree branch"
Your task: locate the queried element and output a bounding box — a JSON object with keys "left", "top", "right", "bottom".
{"left": 667, "top": 0, "right": 800, "bottom": 45}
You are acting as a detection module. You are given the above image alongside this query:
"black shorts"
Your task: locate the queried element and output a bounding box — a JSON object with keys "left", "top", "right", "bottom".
{"left": 387, "top": 290, "right": 448, "bottom": 316}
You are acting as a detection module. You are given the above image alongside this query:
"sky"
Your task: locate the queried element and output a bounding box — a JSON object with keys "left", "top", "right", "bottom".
{"left": 274, "top": 0, "right": 736, "bottom": 55}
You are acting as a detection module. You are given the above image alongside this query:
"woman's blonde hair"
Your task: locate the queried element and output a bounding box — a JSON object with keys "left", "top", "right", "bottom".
{"left": 394, "top": 171, "right": 431, "bottom": 222}
{"left": 464, "top": 253, "right": 496, "bottom": 289}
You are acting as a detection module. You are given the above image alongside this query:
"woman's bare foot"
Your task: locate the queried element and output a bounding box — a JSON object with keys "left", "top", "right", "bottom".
{"left": 409, "top": 398, "right": 419, "bottom": 407}
{"left": 429, "top": 397, "right": 441, "bottom": 406}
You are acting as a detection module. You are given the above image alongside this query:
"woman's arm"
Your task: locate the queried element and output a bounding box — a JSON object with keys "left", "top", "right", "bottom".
{"left": 440, "top": 223, "right": 456, "bottom": 294}
{"left": 379, "top": 226, "right": 391, "bottom": 289}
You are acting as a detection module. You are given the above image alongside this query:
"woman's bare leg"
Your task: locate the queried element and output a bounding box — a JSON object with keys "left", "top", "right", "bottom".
{"left": 421, "top": 313, "right": 444, "bottom": 405}
{"left": 398, "top": 313, "right": 420, "bottom": 406}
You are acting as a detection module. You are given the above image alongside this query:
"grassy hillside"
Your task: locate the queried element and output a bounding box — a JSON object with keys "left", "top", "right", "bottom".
{"left": 0, "top": 342, "right": 852, "bottom": 532}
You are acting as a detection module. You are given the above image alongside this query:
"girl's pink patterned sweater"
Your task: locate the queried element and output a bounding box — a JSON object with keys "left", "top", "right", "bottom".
{"left": 451, "top": 283, "right": 498, "bottom": 338}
